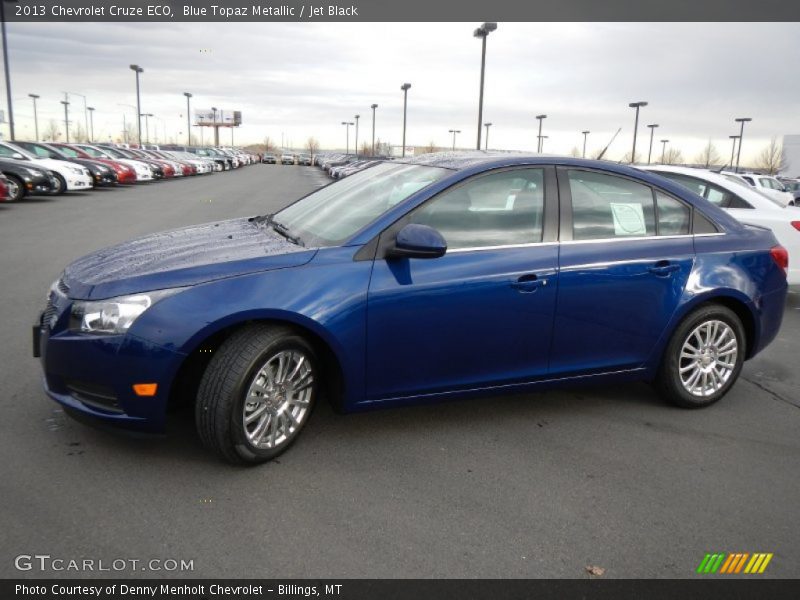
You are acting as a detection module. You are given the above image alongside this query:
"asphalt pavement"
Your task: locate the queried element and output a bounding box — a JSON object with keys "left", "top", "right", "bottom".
{"left": 0, "top": 164, "right": 798, "bottom": 579}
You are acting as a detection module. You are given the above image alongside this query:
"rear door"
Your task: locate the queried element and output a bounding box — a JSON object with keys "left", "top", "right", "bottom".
{"left": 549, "top": 168, "right": 695, "bottom": 376}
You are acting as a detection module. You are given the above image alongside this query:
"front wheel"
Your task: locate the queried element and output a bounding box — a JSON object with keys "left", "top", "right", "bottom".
{"left": 196, "top": 325, "right": 318, "bottom": 464}
{"left": 51, "top": 173, "right": 66, "bottom": 195}
{"left": 5, "top": 175, "right": 25, "bottom": 202}
{"left": 655, "top": 304, "right": 745, "bottom": 408}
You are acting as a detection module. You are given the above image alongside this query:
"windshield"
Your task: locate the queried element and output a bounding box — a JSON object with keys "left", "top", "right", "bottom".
{"left": 273, "top": 162, "right": 450, "bottom": 247}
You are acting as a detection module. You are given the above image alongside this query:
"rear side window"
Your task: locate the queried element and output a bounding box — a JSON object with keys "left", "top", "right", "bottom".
{"left": 567, "top": 170, "right": 655, "bottom": 240}
{"left": 655, "top": 192, "right": 690, "bottom": 235}
{"left": 653, "top": 171, "right": 752, "bottom": 210}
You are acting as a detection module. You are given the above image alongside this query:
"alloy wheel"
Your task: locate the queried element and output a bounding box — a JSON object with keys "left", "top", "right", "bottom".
{"left": 678, "top": 319, "right": 738, "bottom": 397}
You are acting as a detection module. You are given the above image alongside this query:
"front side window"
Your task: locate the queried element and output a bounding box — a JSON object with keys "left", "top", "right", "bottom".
{"left": 274, "top": 162, "right": 450, "bottom": 247}
{"left": 408, "top": 168, "right": 545, "bottom": 250}
{"left": 568, "top": 170, "right": 655, "bottom": 240}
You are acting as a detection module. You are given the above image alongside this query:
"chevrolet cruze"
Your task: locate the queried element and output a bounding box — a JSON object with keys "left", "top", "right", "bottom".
{"left": 33, "top": 154, "right": 788, "bottom": 464}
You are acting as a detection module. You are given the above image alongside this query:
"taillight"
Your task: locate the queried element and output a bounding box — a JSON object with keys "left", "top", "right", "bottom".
{"left": 770, "top": 245, "right": 789, "bottom": 275}
{"left": 791, "top": 221, "right": 800, "bottom": 231}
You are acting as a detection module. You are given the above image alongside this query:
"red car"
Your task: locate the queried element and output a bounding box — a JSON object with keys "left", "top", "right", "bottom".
{"left": 0, "top": 173, "right": 8, "bottom": 202}
{"left": 50, "top": 143, "right": 137, "bottom": 185}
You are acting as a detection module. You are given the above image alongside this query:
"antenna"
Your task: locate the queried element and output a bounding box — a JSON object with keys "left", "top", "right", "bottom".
{"left": 596, "top": 128, "right": 621, "bottom": 161}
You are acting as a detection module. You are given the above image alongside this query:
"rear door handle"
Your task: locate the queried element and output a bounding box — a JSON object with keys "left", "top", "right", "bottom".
{"left": 648, "top": 261, "right": 681, "bottom": 276}
{"left": 511, "top": 273, "right": 547, "bottom": 292}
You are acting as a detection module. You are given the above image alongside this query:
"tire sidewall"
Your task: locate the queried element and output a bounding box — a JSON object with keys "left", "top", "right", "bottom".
{"left": 6, "top": 175, "right": 24, "bottom": 202}
{"left": 662, "top": 305, "right": 746, "bottom": 408}
{"left": 229, "top": 335, "right": 318, "bottom": 462}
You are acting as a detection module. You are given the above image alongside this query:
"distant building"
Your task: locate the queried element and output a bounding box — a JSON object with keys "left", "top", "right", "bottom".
{"left": 782, "top": 135, "right": 800, "bottom": 178}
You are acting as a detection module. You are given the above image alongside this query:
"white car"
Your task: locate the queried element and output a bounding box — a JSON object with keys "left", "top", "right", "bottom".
{"left": 721, "top": 171, "right": 794, "bottom": 207}
{"left": 72, "top": 144, "right": 154, "bottom": 182}
{"left": 0, "top": 141, "right": 93, "bottom": 194}
{"left": 642, "top": 165, "right": 800, "bottom": 284}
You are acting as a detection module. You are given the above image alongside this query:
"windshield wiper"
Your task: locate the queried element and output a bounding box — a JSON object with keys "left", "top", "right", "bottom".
{"left": 271, "top": 219, "right": 304, "bottom": 246}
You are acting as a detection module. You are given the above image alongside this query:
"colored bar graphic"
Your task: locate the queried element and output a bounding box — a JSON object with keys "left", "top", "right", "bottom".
{"left": 698, "top": 552, "right": 773, "bottom": 574}
{"left": 734, "top": 553, "right": 749, "bottom": 573}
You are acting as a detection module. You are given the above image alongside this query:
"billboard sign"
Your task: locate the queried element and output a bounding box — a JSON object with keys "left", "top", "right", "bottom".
{"left": 194, "top": 109, "right": 242, "bottom": 126}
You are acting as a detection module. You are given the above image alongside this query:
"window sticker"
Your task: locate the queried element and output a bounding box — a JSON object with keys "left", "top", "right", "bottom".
{"left": 610, "top": 202, "right": 647, "bottom": 236}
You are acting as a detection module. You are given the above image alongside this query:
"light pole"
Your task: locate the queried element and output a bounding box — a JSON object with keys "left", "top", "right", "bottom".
{"left": 729, "top": 135, "right": 740, "bottom": 170}
{"left": 354, "top": 114, "right": 360, "bottom": 158}
{"left": 660, "top": 139, "right": 669, "bottom": 164}
{"left": 211, "top": 107, "right": 218, "bottom": 146}
{"left": 60, "top": 100, "right": 70, "bottom": 142}
{"left": 183, "top": 92, "right": 192, "bottom": 146}
{"left": 87, "top": 106, "right": 95, "bottom": 142}
{"left": 646, "top": 123, "right": 659, "bottom": 164}
{"left": 484, "top": 122, "right": 492, "bottom": 150}
{"left": 401, "top": 83, "right": 411, "bottom": 158}
{"left": 28, "top": 94, "right": 40, "bottom": 140}
{"left": 141, "top": 113, "right": 153, "bottom": 144}
{"left": 449, "top": 129, "right": 461, "bottom": 151}
{"left": 473, "top": 22, "right": 497, "bottom": 150}
{"left": 341, "top": 121, "right": 353, "bottom": 154}
{"left": 1, "top": 0, "right": 15, "bottom": 140}
{"left": 581, "top": 130, "right": 590, "bottom": 158}
{"left": 628, "top": 101, "right": 648, "bottom": 164}
{"left": 734, "top": 117, "right": 752, "bottom": 173}
{"left": 370, "top": 103, "right": 378, "bottom": 156}
{"left": 129, "top": 64, "right": 143, "bottom": 146}
{"left": 540, "top": 135, "right": 549, "bottom": 153}
{"left": 535, "top": 114, "right": 547, "bottom": 152}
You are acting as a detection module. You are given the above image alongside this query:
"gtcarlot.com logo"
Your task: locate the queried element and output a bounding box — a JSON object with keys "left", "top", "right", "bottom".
{"left": 14, "top": 554, "right": 194, "bottom": 572}
{"left": 696, "top": 552, "right": 773, "bottom": 574}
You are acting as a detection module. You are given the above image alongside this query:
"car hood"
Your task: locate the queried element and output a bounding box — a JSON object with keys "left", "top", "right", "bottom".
{"left": 62, "top": 217, "right": 316, "bottom": 300}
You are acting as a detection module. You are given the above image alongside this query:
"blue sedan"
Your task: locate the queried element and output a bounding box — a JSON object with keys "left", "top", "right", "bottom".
{"left": 34, "top": 154, "right": 788, "bottom": 464}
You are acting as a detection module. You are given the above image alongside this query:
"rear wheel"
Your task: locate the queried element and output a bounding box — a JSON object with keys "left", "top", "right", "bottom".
{"left": 196, "top": 325, "right": 318, "bottom": 464}
{"left": 655, "top": 304, "right": 745, "bottom": 408}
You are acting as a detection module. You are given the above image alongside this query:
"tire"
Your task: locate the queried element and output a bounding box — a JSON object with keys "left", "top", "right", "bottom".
{"left": 51, "top": 173, "right": 66, "bottom": 195}
{"left": 5, "top": 175, "right": 25, "bottom": 202}
{"left": 655, "top": 304, "right": 745, "bottom": 408}
{"left": 196, "top": 324, "right": 318, "bottom": 464}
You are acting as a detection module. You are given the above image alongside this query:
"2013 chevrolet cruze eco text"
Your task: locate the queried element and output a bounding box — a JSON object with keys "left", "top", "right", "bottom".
{"left": 33, "top": 154, "right": 788, "bottom": 464}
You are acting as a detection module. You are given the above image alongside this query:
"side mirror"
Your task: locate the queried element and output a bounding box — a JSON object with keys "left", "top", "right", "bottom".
{"left": 387, "top": 224, "right": 447, "bottom": 259}
{"left": 12, "top": 153, "right": 26, "bottom": 160}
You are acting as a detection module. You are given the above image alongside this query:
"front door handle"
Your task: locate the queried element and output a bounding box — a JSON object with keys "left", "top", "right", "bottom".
{"left": 648, "top": 261, "right": 681, "bottom": 276}
{"left": 511, "top": 273, "right": 547, "bottom": 292}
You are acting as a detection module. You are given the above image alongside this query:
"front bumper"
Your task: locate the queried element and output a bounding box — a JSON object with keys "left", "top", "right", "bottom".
{"left": 34, "top": 308, "right": 185, "bottom": 433}
{"left": 65, "top": 173, "right": 94, "bottom": 191}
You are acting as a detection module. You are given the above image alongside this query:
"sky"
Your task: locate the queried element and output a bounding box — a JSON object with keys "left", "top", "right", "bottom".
{"left": 2, "top": 21, "right": 799, "bottom": 163}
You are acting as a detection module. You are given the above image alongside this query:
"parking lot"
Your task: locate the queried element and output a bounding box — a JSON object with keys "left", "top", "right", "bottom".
{"left": 0, "top": 164, "right": 798, "bottom": 579}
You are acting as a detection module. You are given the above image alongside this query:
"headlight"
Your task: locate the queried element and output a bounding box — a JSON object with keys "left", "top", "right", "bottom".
{"left": 24, "top": 168, "right": 44, "bottom": 177}
{"left": 68, "top": 166, "right": 84, "bottom": 175}
{"left": 70, "top": 288, "right": 183, "bottom": 335}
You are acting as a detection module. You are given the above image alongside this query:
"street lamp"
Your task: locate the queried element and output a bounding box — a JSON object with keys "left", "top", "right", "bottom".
{"left": 1, "top": 0, "right": 15, "bottom": 140}
{"left": 129, "top": 64, "right": 144, "bottom": 146}
{"left": 628, "top": 101, "right": 648, "bottom": 164}
{"left": 539, "top": 135, "right": 549, "bottom": 153}
{"left": 60, "top": 100, "right": 70, "bottom": 142}
{"left": 400, "top": 83, "right": 411, "bottom": 157}
{"left": 354, "top": 114, "right": 360, "bottom": 158}
{"left": 183, "top": 92, "right": 192, "bottom": 146}
{"left": 473, "top": 22, "right": 497, "bottom": 150}
{"left": 140, "top": 113, "right": 153, "bottom": 144}
{"left": 581, "top": 130, "right": 590, "bottom": 158}
{"left": 484, "top": 122, "right": 492, "bottom": 150}
{"left": 87, "top": 106, "right": 95, "bottom": 142}
{"left": 729, "top": 135, "right": 740, "bottom": 170}
{"left": 535, "top": 115, "right": 547, "bottom": 152}
{"left": 211, "top": 107, "right": 218, "bottom": 146}
{"left": 449, "top": 129, "right": 461, "bottom": 151}
{"left": 370, "top": 103, "right": 378, "bottom": 156}
{"left": 646, "top": 123, "right": 659, "bottom": 164}
{"left": 341, "top": 121, "right": 354, "bottom": 154}
{"left": 28, "top": 94, "right": 40, "bottom": 140}
{"left": 734, "top": 117, "right": 752, "bottom": 173}
{"left": 660, "top": 139, "right": 669, "bottom": 164}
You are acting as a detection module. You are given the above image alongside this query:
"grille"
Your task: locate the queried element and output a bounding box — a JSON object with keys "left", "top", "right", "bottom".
{"left": 57, "top": 278, "right": 70, "bottom": 295}
{"left": 66, "top": 381, "right": 123, "bottom": 414}
{"left": 43, "top": 294, "right": 58, "bottom": 329}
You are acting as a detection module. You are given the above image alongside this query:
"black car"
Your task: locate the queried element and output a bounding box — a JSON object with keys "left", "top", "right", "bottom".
{"left": 14, "top": 141, "right": 118, "bottom": 187}
{"left": 262, "top": 153, "right": 277, "bottom": 164}
{"left": 0, "top": 157, "right": 56, "bottom": 201}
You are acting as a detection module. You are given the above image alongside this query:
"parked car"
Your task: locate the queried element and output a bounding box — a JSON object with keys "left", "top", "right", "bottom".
{"left": 297, "top": 154, "right": 312, "bottom": 166}
{"left": 281, "top": 152, "right": 295, "bottom": 165}
{"left": 641, "top": 165, "right": 800, "bottom": 284}
{"left": 14, "top": 141, "right": 118, "bottom": 187}
{"left": 262, "top": 153, "right": 277, "bottom": 164}
{"left": 0, "top": 141, "right": 93, "bottom": 194}
{"left": 66, "top": 144, "right": 154, "bottom": 182}
{"left": 721, "top": 171, "right": 794, "bottom": 207}
{"left": 50, "top": 143, "right": 137, "bottom": 185}
{"left": 778, "top": 178, "right": 800, "bottom": 204}
{"left": 0, "top": 173, "right": 8, "bottom": 201}
{"left": 0, "top": 157, "right": 57, "bottom": 201}
{"left": 33, "top": 154, "right": 788, "bottom": 464}
{"left": 97, "top": 145, "right": 164, "bottom": 180}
